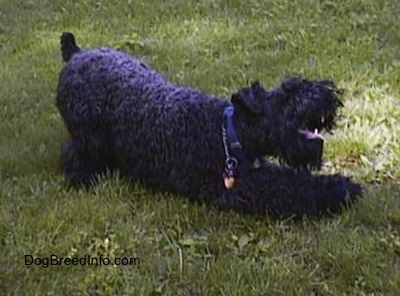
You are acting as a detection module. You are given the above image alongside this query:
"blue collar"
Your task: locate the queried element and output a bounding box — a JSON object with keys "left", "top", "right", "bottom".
{"left": 223, "top": 106, "right": 242, "bottom": 151}
{"left": 221, "top": 106, "right": 244, "bottom": 188}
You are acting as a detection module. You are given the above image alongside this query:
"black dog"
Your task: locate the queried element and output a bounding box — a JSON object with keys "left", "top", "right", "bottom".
{"left": 56, "top": 32, "right": 362, "bottom": 218}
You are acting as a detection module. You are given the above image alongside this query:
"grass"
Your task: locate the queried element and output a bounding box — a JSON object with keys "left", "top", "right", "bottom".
{"left": 1, "top": 0, "right": 400, "bottom": 294}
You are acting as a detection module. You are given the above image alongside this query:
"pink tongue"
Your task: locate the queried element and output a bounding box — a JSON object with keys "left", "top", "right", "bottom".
{"left": 298, "top": 129, "right": 324, "bottom": 140}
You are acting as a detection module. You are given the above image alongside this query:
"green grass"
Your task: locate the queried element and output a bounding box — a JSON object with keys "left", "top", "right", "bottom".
{"left": 1, "top": 0, "right": 400, "bottom": 294}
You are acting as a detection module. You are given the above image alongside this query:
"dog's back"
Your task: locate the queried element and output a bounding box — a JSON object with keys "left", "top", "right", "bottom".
{"left": 60, "top": 32, "right": 80, "bottom": 62}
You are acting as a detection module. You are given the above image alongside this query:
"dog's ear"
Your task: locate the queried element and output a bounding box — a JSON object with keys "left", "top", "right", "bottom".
{"left": 231, "top": 81, "right": 263, "bottom": 114}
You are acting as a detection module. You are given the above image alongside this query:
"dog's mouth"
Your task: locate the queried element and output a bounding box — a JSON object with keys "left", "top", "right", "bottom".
{"left": 297, "top": 116, "right": 330, "bottom": 141}
{"left": 298, "top": 128, "right": 324, "bottom": 140}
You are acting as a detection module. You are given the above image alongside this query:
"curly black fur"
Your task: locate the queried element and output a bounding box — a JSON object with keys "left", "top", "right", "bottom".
{"left": 56, "top": 32, "right": 362, "bottom": 218}
{"left": 218, "top": 163, "right": 361, "bottom": 218}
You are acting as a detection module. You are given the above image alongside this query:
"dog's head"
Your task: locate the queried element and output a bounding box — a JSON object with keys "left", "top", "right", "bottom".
{"left": 232, "top": 77, "right": 343, "bottom": 170}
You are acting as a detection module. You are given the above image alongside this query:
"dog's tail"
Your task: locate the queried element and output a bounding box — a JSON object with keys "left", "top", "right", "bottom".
{"left": 60, "top": 32, "right": 81, "bottom": 62}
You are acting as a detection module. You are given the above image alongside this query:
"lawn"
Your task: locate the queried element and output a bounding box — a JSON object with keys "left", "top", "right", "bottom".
{"left": 1, "top": 0, "right": 400, "bottom": 295}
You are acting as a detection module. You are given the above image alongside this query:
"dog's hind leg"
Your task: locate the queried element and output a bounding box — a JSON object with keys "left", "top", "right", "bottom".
{"left": 57, "top": 77, "right": 117, "bottom": 187}
{"left": 60, "top": 138, "right": 108, "bottom": 188}
{"left": 60, "top": 118, "right": 116, "bottom": 188}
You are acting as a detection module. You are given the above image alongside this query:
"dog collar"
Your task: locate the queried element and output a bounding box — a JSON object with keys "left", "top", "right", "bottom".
{"left": 221, "top": 106, "right": 243, "bottom": 189}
